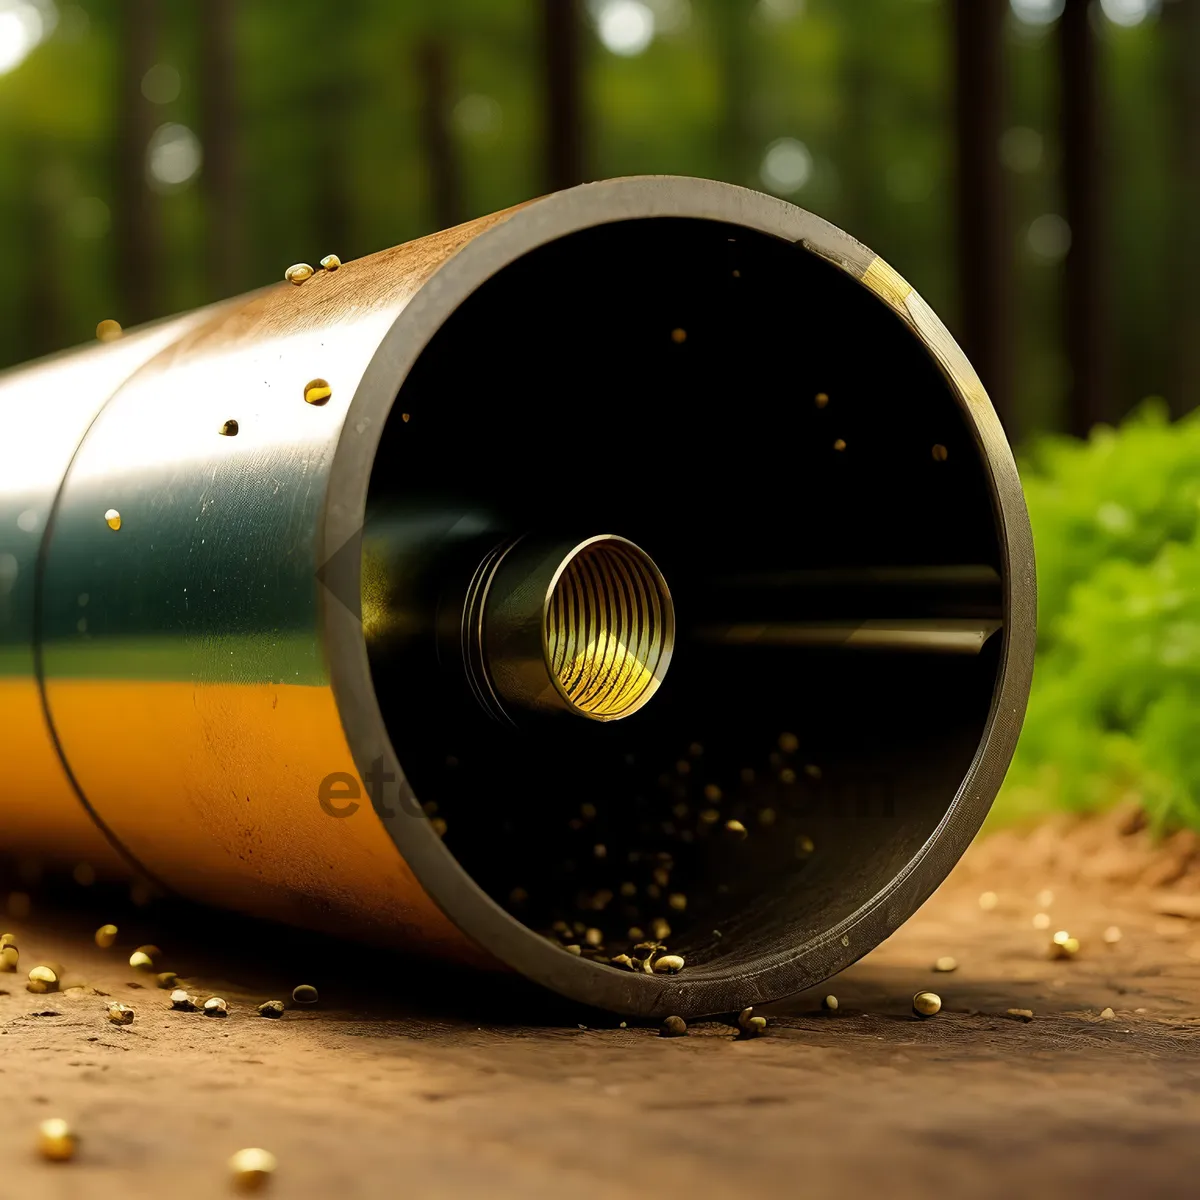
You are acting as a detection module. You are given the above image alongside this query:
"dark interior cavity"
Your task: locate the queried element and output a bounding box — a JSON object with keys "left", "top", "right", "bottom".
{"left": 363, "top": 217, "right": 1003, "bottom": 979}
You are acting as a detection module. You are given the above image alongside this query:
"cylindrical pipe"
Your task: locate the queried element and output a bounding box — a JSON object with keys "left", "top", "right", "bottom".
{"left": 0, "top": 178, "right": 1036, "bottom": 1017}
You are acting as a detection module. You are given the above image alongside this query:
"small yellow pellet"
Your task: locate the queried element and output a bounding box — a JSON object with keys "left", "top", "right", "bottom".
{"left": 94, "top": 924, "right": 118, "bottom": 949}
{"left": 284, "top": 263, "right": 314, "bottom": 285}
{"left": 107, "top": 1002, "right": 134, "bottom": 1025}
{"left": 27, "top": 964, "right": 58, "bottom": 994}
{"left": 303, "top": 378, "right": 332, "bottom": 406}
{"left": 912, "top": 991, "right": 941, "bottom": 1018}
{"left": 229, "top": 1146, "right": 277, "bottom": 1192}
{"left": 37, "top": 1117, "right": 75, "bottom": 1162}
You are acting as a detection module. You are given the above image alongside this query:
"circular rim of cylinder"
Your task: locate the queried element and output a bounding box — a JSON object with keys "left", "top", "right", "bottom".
{"left": 322, "top": 176, "right": 1037, "bottom": 1018}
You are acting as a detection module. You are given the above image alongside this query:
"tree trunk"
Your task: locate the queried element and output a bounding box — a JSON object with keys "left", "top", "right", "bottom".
{"left": 115, "top": 0, "right": 160, "bottom": 325}
{"left": 713, "top": 0, "right": 754, "bottom": 187}
{"left": 952, "top": 0, "right": 1014, "bottom": 437}
{"left": 417, "top": 37, "right": 464, "bottom": 230}
{"left": 198, "top": 0, "right": 242, "bottom": 300}
{"left": 541, "top": 0, "right": 585, "bottom": 192}
{"left": 1164, "top": 0, "right": 1200, "bottom": 417}
{"left": 1059, "top": 0, "right": 1111, "bottom": 434}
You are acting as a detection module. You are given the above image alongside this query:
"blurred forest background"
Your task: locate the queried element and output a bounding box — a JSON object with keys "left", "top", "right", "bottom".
{"left": 0, "top": 0, "right": 1197, "bottom": 444}
{"left": 3, "top": 0, "right": 1200, "bottom": 826}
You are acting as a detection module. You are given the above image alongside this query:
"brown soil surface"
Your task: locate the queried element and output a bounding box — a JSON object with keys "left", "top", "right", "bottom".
{"left": 3, "top": 807, "right": 1200, "bottom": 1200}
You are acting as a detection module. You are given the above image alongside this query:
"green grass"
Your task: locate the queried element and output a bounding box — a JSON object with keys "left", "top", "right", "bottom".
{"left": 992, "top": 401, "right": 1200, "bottom": 832}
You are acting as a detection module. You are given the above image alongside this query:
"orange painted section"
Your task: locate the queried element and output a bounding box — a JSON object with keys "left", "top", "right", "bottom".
{"left": 28, "top": 678, "right": 482, "bottom": 960}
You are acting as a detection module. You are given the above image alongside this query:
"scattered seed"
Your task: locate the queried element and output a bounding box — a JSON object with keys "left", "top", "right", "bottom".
{"left": 1005, "top": 1008, "right": 1034, "bottom": 1022}
{"left": 779, "top": 767, "right": 797, "bottom": 784}
{"left": 670, "top": 328, "right": 687, "bottom": 344}
{"left": 107, "top": 1002, "right": 134, "bottom": 1026}
{"left": 1036, "top": 888, "right": 1054, "bottom": 908}
{"left": 931, "top": 443, "right": 948, "bottom": 462}
{"left": 978, "top": 891, "right": 999, "bottom": 911}
{"left": 229, "top": 1146, "right": 277, "bottom": 1192}
{"left": 1032, "top": 912, "right": 1051, "bottom": 930}
{"left": 285, "top": 263, "right": 314, "bottom": 285}
{"left": 96, "top": 318, "right": 123, "bottom": 342}
{"left": 703, "top": 783, "right": 722, "bottom": 803}
{"left": 303, "top": 378, "right": 332, "bottom": 406}
{"left": 564, "top": 943, "right": 582, "bottom": 955}
{"left": 291, "top": 984, "right": 318, "bottom": 1005}
{"left": 27, "top": 965, "right": 58, "bottom": 994}
{"left": 912, "top": 991, "right": 941, "bottom": 1018}
{"left": 584, "top": 927, "right": 603, "bottom": 947}
{"left": 833, "top": 438, "right": 847, "bottom": 452}
{"left": 1, "top": 944, "right": 17, "bottom": 971}
{"left": 0, "top": 932, "right": 15, "bottom": 949}
{"left": 933, "top": 956, "right": 958, "bottom": 973}
{"left": 660, "top": 1015, "right": 687, "bottom": 1037}
{"left": 1050, "top": 930, "right": 1080, "bottom": 959}
{"left": 821, "top": 994, "right": 838, "bottom": 1011}
{"left": 653, "top": 954, "right": 685, "bottom": 975}
{"left": 104, "top": 508, "right": 122, "bottom": 531}
{"left": 203, "top": 997, "right": 228, "bottom": 1017}
{"left": 257, "top": 1000, "right": 285, "bottom": 1019}
{"left": 724, "top": 819, "right": 748, "bottom": 839}
{"left": 169, "top": 989, "right": 195, "bottom": 1011}
{"left": 1103, "top": 925, "right": 1122, "bottom": 945}
{"left": 742, "top": 1015, "right": 768, "bottom": 1037}
{"left": 36, "top": 1117, "right": 75, "bottom": 1162}
{"left": 1100, "top": 1007, "right": 1116, "bottom": 1019}
{"left": 155, "top": 971, "right": 178, "bottom": 989}
{"left": 610, "top": 954, "right": 634, "bottom": 970}
{"left": 737, "top": 1006, "right": 756, "bottom": 1031}
{"left": 94, "top": 924, "right": 118, "bottom": 949}
{"left": 218, "top": 419, "right": 239, "bottom": 436}
{"left": 319, "top": 253, "right": 341, "bottom": 271}
{"left": 815, "top": 392, "right": 829, "bottom": 408}
{"left": 429, "top": 816, "right": 448, "bottom": 837}
{"left": 795, "top": 835, "right": 815, "bottom": 856}
{"left": 128, "top": 951, "right": 153, "bottom": 971}
{"left": 651, "top": 917, "right": 671, "bottom": 942}
{"left": 668, "top": 893, "right": 687, "bottom": 913}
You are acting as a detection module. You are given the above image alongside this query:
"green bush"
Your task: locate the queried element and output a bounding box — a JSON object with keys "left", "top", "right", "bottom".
{"left": 994, "top": 402, "right": 1200, "bottom": 831}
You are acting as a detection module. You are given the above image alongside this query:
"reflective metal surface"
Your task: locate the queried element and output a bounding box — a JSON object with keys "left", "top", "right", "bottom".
{"left": 0, "top": 177, "right": 1035, "bottom": 1017}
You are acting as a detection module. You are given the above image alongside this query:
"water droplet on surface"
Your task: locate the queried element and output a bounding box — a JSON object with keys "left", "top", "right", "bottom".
{"left": 104, "top": 508, "right": 122, "bottom": 531}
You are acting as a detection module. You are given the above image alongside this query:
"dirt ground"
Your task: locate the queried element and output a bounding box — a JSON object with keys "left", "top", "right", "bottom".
{"left": 3, "top": 805, "right": 1200, "bottom": 1200}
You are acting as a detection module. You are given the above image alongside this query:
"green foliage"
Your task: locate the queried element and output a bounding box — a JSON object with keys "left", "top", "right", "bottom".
{"left": 996, "top": 403, "right": 1200, "bottom": 830}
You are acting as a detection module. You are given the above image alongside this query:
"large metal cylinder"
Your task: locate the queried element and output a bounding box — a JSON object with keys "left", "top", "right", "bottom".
{"left": 0, "top": 177, "right": 1035, "bottom": 1018}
